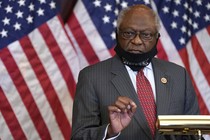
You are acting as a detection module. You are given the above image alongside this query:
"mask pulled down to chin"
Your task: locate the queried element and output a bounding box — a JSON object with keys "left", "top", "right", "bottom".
{"left": 114, "top": 38, "right": 158, "bottom": 71}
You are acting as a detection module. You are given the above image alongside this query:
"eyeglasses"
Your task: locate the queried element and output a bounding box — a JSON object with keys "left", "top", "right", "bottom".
{"left": 118, "top": 30, "right": 159, "bottom": 41}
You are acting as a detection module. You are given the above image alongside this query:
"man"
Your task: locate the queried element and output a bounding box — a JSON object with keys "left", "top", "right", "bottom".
{"left": 71, "top": 4, "right": 200, "bottom": 140}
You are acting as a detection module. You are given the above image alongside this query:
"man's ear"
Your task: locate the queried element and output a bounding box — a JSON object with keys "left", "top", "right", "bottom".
{"left": 155, "top": 33, "right": 160, "bottom": 44}
{"left": 157, "top": 33, "right": 160, "bottom": 38}
{"left": 115, "top": 29, "right": 118, "bottom": 39}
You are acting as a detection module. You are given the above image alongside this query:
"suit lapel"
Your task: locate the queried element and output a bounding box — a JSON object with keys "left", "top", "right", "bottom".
{"left": 110, "top": 56, "right": 138, "bottom": 102}
{"left": 152, "top": 59, "right": 172, "bottom": 115}
{"left": 110, "top": 56, "right": 152, "bottom": 139}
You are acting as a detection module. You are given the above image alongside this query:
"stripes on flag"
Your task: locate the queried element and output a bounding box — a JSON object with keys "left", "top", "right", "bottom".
{"left": 0, "top": 0, "right": 79, "bottom": 139}
{"left": 1, "top": 0, "right": 210, "bottom": 139}
{"left": 151, "top": 0, "right": 210, "bottom": 116}
{"left": 65, "top": 0, "right": 114, "bottom": 68}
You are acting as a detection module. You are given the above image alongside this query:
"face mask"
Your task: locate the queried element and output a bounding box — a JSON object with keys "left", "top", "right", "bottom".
{"left": 114, "top": 34, "right": 159, "bottom": 71}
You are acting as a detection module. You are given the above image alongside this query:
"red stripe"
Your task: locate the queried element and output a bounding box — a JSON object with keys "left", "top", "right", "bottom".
{"left": 109, "top": 46, "right": 116, "bottom": 57}
{"left": 40, "top": 19, "right": 76, "bottom": 99}
{"left": 157, "top": 40, "right": 168, "bottom": 60}
{"left": 191, "top": 78, "right": 210, "bottom": 115}
{"left": 179, "top": 48, "right": 210, "bottom": 115}
{"left": 58, "top": 15, "right": 77, "bottom": 53}
{"left": 191, "top": 36, "right": 210, "bottom": 86}
{"left": 190, "top": 76, "right": 210, "bottom": 115}
{"left": 0, "top": 87, "right": 27, "bottom": 140}
{"left": 0, "top": 48, "right": 51, "bottom": 139}
{"left": 67, "top": 13, "right": 100, "bottom": 65}
{"left": 19, "top": 35, "right": 71, "bottom": 139}
{"left": 207, "top": 25, "right": 210, "bottom": 35}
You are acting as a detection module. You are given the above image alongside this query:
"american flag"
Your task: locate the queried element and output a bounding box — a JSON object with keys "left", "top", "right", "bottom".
{"left": 153, "top": 0, "right": 210, "bottom": 116}
{"left": 1, "top": 0, "right": 210, "bottom": 139}
{"left": 0, "top": 0, "right": 79, "bottom": 139}
{"left": 65, "top": 0, "right": 210, "bottom": 139}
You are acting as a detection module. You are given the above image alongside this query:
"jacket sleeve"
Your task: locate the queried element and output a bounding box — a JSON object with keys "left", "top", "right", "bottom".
{"left": 71, "top": 68, "right": 108, "bottom": 140}
{"left": 184, "top": 69, "right": 200, "bottom": 115}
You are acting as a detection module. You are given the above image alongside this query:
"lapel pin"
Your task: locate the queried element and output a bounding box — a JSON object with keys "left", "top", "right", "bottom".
{"left": 161, "top": 77, "right": 167, "bottom": 84}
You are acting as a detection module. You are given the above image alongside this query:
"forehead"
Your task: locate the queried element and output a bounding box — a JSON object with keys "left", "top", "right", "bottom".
{"left": 119, "top": 8, "right": 156, "bottom": 31}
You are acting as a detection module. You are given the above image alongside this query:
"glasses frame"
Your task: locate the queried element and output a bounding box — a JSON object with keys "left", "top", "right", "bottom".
{"left": 118, "top": 29, "right": 159, "bottom": 41}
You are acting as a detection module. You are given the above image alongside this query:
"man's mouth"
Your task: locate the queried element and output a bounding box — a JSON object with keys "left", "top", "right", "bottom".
{"left": 128, "top": 50, "right": 143, "bottom": 54}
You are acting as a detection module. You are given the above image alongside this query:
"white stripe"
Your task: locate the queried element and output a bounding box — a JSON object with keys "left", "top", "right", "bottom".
{"left": 9, "top": 40, "right": 64, "bottom": 140}
{"left": 0, "top": 57, "right": 40, "bottom": 140}
{"left": 65, "top": 24, "right": 89, "bottom": 70}
{"left": 196, "top": 28, "right": 210, "bottom": 63}
{"left": 73, "top": 0, "right": 112, "bottom": 61}
{"left": 159, "top": 22, "right": 184, "bottom": 67}
{"left": 46, "top": 16, "right": 74, "bottom": 125}
{"left": 186, "top": 41, "right": 210, "bottom": 112}
{"left": 204, "top": 135, "right": 210, "bottom": 140}
{"left": 28, "top": 28, "right": 73, "bottom": 126}
{"left": 48, "top": 16, "right": 80, "bottom": 83}
{"left": 0, "top": 112, "right": 14, "bottom": 140}
{"left": 151, "top": 1, "right": 184, "bottom": 67}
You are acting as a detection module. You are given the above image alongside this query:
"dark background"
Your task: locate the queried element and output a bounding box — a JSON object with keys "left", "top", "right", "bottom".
{"left": 59, "top": 0, "right": 77, "bottom": 22}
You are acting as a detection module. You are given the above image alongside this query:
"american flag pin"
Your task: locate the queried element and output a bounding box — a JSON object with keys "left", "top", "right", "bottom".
{"left": 161, "top": 77, "right": 167, "bottom": 84}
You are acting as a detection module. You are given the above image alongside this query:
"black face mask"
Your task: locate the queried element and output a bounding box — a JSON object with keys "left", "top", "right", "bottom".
{"left": 114, "top": 33, "right": 160, "bottom": 71}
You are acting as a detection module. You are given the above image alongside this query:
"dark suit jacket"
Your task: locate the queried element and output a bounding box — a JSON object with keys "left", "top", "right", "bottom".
{"left": 71, "top": 55, "right": 200, "bottom": 140}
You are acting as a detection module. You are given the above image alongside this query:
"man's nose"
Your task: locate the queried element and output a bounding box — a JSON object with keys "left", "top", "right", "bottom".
{"left": 131, "top": 34, "right": 143, "bottom": 45}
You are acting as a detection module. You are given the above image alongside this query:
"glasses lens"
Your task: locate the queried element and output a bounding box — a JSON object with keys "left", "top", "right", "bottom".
{"left": 119, "top": 29, "right": 157, "bottom": 41}
{"left": 121, "top": 31, "right": 136, "bottom": 39}
{"left": 140, "top": 32, "right": 153, "bottom": 40}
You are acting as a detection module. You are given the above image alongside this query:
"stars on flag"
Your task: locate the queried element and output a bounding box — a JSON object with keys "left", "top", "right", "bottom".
{"left": 18, "top": 0, "right": 25, "bottom": 7}
{"left": 5, "top": 5, "right": 13, "bottom": 13}
{"left": 159, "top": 0, "right": 210, "bottom": 48}
{"left": 102, "top": 15, "right": 110, "bottom": 24}
{"left": 15, "top": 10, "right": 24, "bottom": 18}
{"left": 13, "top": 22, "right": 21, "bottom": 30}
{"left": 2, "top": 17, "right": 10, "bottom": 25}
{"left": 92, "top": 0, "right": 150, "bottom": 41}
{"left": 204, "top": 14, "right": 210, "bottom": 22}
{"left": 0, "top": 0, "right": 57, "bottom": 47}
{"left": 88, "top": 0, "right": 210, "bottom": 49}
{"left": 26, "top": 15, "right": 33, "bottom": 24}
{"left": 0, "top": 29, "right": 8, "bottom": 38}
{"left": 39, "top": 0, "right": 46, "bottom": 4}
{"left": 207, "top": 3, "right": 210, "bottom": 10}
{"left": 37, "top": 8, "right": 44, "bottom": 16}
{"left": 29, "top": 3, "right": 35, "bottom": 11}
{"left": 104, "top": 3, "right": 112, "bottom": 12}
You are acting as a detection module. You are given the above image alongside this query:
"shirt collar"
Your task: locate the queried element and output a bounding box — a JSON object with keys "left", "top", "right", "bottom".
{"left": 125, "top": 63, "right": 153, "bottom": 72}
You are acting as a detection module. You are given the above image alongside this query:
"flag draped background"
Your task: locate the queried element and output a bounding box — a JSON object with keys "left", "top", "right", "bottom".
{"left": 0, "top": 0, "right": 209, "bottom": 139}
{"left": 0, "top": 0, "right": 79, "bottom": 139}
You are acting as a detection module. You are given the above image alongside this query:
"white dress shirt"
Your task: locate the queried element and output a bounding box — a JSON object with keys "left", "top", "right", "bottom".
{"left": 125, "top": 63, "right": 156, "bottom": 101}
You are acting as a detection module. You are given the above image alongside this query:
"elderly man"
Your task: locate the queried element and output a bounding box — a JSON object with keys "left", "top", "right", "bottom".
{"left": 71, "top": 4, "right": 200, "bottom": 140}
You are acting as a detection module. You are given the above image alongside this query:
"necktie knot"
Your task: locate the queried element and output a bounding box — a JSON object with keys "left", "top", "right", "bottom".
{"left": 137, "top": 69, "right": 144, "bottom": 76}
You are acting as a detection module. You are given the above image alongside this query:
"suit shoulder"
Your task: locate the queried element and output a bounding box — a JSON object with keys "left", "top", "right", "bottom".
{"left": 152, "top": 58, "right": 186, "bottom": 71}
{"left": 80, "top": 57, "right": 113, "bottom": 74}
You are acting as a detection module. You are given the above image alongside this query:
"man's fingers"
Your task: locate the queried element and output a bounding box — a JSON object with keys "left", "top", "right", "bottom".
{"left": 108, "top": 96, "right": 137, "bottom": 115}
{"left": 130, "top": 101, "right": 137, "bottom": 113}
{"left": 115, "top": 96, "right": 137, "bottom": 113}
{"left": 108, "top": 106, "right": 121, "bottom": 113}
{"left": 127, "top": 104, "right": 131, "bottom": 110}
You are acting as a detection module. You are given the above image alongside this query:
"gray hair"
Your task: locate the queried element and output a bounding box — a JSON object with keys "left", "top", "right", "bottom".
{"left": 116, "top": 5, "right": 161, "bottom": 31}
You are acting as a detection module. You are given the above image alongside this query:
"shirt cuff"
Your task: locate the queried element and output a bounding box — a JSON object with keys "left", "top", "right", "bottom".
{"left": 103, "top": 124, "right": 120, "bottom": 140}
